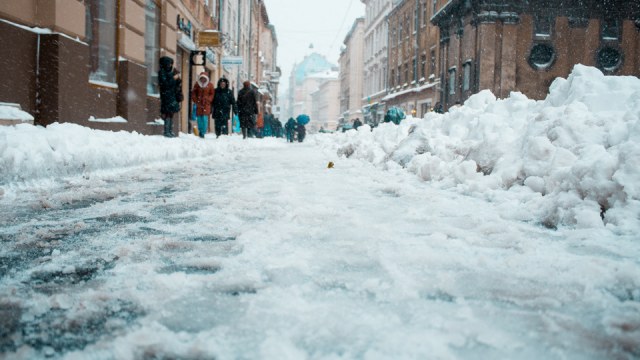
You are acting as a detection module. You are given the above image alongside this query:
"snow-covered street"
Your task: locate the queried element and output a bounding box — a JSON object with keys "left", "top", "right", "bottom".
{"left": 0, "top": 135, "right": 637, "bottom": 359}
{"left": 1, "top": 66, "right": 639, "bottom": 359}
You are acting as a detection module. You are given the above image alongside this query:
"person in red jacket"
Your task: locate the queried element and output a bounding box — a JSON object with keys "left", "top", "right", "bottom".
{"left": 191, "top": 72, "right": 215, "bottom": 138}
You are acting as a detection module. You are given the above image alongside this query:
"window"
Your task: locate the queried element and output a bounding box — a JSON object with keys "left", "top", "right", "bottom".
{"left": 414, "top": 7, "right": 419, "bottom": 33}
{"left": 597, "top": 47, "right": 622, "bottom": 72}
{"left": 463, "top": 61, "right": 471, "bottom": 91}
{"left": 430, "top": 48, "right": 436, "bottom": 76}
{"left": 398, "top": 23, "right": 403, "bottom": 44}
{"left": 421, "top": 54, "right": 427, "bottom": 79}
{"left": 397, "top": 65, "right": 401, "bottom": 85}
{"left": 391, "top": 69, "right": 395, "bottom": 87}
{"left": 412, "top": 58, "right": 416, "bottom": 81}
{"left": 422, "top": 1, "right": 428, "bottom": 27}
{"left": 602, "top": 18, "right": 620, "bottom": 40}
{"left": 529, "top": 43, "right": 556, "bottom": 70}
{"left": 86, "top": 0, "right": 117, "bottom": 84}
{"left": 534, "top": 15, "right": 553, "bottom": 38}
{"left": 448, "top": 67, "right": 456, "bottom": 95}
{"left": 433, "top": 0, "right": 437, "bottom": 15}
{"left": 145, "top": 0, "right": 161, "bottom": 94}
{"left": 404, "top": 63, "right": 409, "bottom": 84}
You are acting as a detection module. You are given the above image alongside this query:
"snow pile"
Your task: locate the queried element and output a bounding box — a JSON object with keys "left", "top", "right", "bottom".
{"left": 0, "top": 123, "right": 284, "bottom": 185}
{"left": 318, "top": 65, "right": 640, "bottom": 233}
{"left": 0, "top": 105, "right": 34, "bottom": 122}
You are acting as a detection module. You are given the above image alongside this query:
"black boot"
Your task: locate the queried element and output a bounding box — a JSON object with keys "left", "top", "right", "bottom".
{"left": 242, "top": 128, "right": 247, "bottom": 139}
{"left": 163, "top": 117, "right": 172, "bottom": 137}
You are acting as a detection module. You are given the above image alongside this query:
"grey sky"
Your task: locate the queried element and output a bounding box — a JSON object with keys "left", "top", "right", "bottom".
{"left": 265, "top": 0, "right": 365, "bottom": 93}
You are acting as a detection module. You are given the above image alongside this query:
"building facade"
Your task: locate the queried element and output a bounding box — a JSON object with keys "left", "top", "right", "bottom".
{"left": 361, "top": 0, "right": 395, "bottom": 126}
{"left": 431, "top": 0, "right": 640, "bottom": 110}
{"left": 0, "top": 0, "right": 279, "bottom": 135}
{"left": 310, "top": 76, "right": 340, "bottom": 132}
{"left": 385, "top": 0, "right": 441, "bottom": 118}
{"left": 285, "top": 52, "right": 337, "bottom": 121}
{"left": 339, "top": 17, "right": 365, "bottom": 125}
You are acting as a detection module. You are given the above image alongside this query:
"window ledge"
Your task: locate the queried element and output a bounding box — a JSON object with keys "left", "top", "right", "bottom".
{"left": 89, "top": 80, "right": 118, "bottom": 89}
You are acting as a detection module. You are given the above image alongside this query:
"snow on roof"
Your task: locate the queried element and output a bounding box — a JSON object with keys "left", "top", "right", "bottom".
{"left": 0, "top": 104, "right": 34, "bottom": 121}
{"left": 381, "top": 82, "right": 437, "bottom": 101}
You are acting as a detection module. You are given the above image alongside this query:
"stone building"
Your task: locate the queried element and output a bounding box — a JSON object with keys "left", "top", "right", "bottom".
{"left": 311, "top": 77, "right": 340, "bottom": 132}
{"left": 385, "top": 0, "right": 441, "bottom": 118}
{"left": 339, "top": 17, "right": 365, "bottom": 125}
{"left": 431, "top": 0, "right": 640, "bottom": 110}
{"left": 285, "top": 52, "right": 337, "bottom": 120}
{"left": 361, "top": 0, "right": 395, "bottom": 126}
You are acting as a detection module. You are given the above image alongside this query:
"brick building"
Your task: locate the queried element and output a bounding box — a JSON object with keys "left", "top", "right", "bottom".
{"left": 385, "top": 0, "right": 441, "bottom": 117}
{"left": 431, "top": 0, "right": 640, "bottom": 110}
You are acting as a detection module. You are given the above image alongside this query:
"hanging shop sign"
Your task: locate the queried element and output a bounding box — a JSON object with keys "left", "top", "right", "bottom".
{"left": 198, "top": 30, "right": 221, "bottom": 47}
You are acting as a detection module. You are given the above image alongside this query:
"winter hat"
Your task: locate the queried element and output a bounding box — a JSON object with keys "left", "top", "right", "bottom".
{"left": 198, "top": 72, "right": 210, "bottom": 87}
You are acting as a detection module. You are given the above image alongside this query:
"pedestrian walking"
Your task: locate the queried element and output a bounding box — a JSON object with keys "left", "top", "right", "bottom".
{"left": 296, "top": 123, "right": 306, "bottom": 143}
{"left": 191, "top": 72, "right": 214, "bottom": 138}
{"left": 211, "top": 77, "right": 237, "bottom": 137}
{"left": 285, "top": 117, "right": 297, "bottom": 143}
{"left": 158, "top": 56, "right": 182, "bottom": 137}
{"left": 236, "top": 81, "right": 259, "bottom": 139}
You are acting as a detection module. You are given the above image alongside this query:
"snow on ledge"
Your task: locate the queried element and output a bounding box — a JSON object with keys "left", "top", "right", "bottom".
{"left": 89, "top": 80, "right": 119, "bottom": 89}
{"left": 88, "top": 116, "right": 127, "bottom": 123}
{"left": 0, "top": 105, "right": 34, "bottom": 121}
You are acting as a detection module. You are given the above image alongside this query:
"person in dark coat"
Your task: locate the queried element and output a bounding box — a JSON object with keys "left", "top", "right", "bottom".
{"left": 236, "top": 80, "right": 259, "bottom": 139}
{"left": 296, "top": 123, "right": 306, "bottom": 143}
{"left": 285, "top": 117, "right": 297, "bottom": 143}
{"left": 434, "top": 102, "right": 444, "bottom": 114}
{"left": 271, "top": 116, "right": 283, "bottom": 138}
{"left": 158, "top": 56, "right": 182, "bottom": 137}
{"left": 211, "top": 77, "right": 237, "bottom": 137}
{"left": 353, "top": 118, "right": 363, "bottom": 130}
{"left": 191, "top": 72, "right": 215, "bottom": 138}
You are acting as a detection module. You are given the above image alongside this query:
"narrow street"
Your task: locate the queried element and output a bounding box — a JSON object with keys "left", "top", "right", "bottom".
{"left": 0, "top": 138, "right": 637, "bottom": 359}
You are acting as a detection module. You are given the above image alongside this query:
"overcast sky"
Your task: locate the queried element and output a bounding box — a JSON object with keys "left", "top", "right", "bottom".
{"left": 265, "top": 0, "right": 365, "bottom": 93}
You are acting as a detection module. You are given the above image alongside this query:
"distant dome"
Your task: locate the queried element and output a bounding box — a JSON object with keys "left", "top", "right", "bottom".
{"left": 294, "top": 53, "right": 336, "bottom": 84}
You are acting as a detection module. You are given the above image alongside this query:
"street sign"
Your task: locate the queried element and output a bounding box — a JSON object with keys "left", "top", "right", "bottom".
{"left": 198, "top": 30, "right": 220, "bottom": 47}
{"left": 221, "top": 56, "right": 243, "bottom": 65}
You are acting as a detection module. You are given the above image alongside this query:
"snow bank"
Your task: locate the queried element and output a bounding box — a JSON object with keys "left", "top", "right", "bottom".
{"left": 0, "top": 123, "right": 283, "bottom": 185}
{"left": 318, "top": 65, "right": 640, "bottom": 233}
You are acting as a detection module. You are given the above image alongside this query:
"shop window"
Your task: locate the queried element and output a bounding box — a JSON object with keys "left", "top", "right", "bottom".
{"left": 463, "top": 61, "right": 472, "bottom": 91}
{"left": 602, "top": 18, "right": 620, "bottom": 40}
{"left": 528, "top": 43, "right": 556, "bottom": 70}
{"left": 448, "top": 67, "right": 456, "bottom": 95}
{"left": 597, "top": 47, "right": 622, "bottom": 72}
{"left": 145, "top": 0, "right": 161, "bottom": 95}
{"left": 86, "top": 0, "right": 117, "bottom": 84}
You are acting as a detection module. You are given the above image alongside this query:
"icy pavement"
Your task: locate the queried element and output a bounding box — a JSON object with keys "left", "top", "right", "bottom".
{"left": 1, "top": 137, "right": 639, "bottom": 359}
